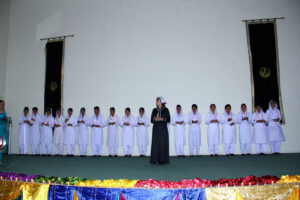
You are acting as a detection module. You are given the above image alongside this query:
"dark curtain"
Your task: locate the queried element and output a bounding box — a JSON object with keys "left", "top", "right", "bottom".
{"left": 248, "top": 22, "right": 281, "bottom": 112}
{"left": 44, "top": 41, "right": 63, "bottom": 117}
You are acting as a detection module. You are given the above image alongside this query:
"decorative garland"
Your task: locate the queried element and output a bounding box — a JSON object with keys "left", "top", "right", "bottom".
{"left": 0, "top": 172, "right": 299, "bottom": 189}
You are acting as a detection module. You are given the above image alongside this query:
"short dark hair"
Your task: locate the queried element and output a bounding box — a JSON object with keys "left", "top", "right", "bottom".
{"left": 68, "top": 108, "right": 73, "bottom": 112}
{"left": 94, "top": 106, "right": 99, "bottom": 111}
{"left": 32, "top": 107, "right": 38, "bottom": 111}
{"left": 125, "top": 107, "right": 130, "bottom": 112}
{"left": 210, "top": 104, "right": 216, "bottom": 109}
{"left": 0, "top": 100, "right": 4, "bottom": 104}
{"left": 192, "top": 104, "right": 197, "bottom": 109}
{"left": 24, "top": 107, "right": 29, "bottom": 112}
{"left": 139, "top": 107, "right": 144, "bottom": 112}
{"left": 110, "top": 107, "right": 115, "bottom": 112}
{"left": 241, "top": 103, "right": 247, "bottom": 108}
{"left": 225, "top": 104, "right": 231, "bottom": 109}
{"left": 45, "top": 107, "right": 51, "bottom": 113}
{"left": 80, "top": 107, "right": 85, "bottom": 112}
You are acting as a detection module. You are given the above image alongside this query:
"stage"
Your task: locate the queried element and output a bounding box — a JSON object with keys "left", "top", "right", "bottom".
{"left": 1, "top": 153, "right": 300, "bottom": 181}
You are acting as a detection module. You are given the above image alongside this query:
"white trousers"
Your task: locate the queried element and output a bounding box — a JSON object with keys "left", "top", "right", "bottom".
{"left": 189, "top": 145, "right": 200, "bottom": 156}
{"left": 79, "top": 144, "right": 87, "bottom": 155}
{"left": 54, "top": 143, "right": 64, "bottom": 155}
{"left": 240, "top": 143, "right": 251, "bottom": 154}
{"left": 208, "top": 145, "right": 218, "bottom": 155}
{"left": 42, "top": 142, "right": 52, "bottom": 155}
{"left": 92, "top": 144, "right": 102, "bottom": 156}
{"left": 269, "top": 141, "right": 281, "bottom": 153}
{"left": 224, "top": 144, "right": 235, "bottom": 155}
{"left": 19, "top": 143, "right": 29, "bottom": 154}
{"left": 123, "top": 145, "right": 134, "bottom": 155}
{"left": 256, "top": 143, "right": 266, "bottom": 154}
{"left": 66, "top": 144, "right": 75, "bottom": 155}
{"left": 138, "top": 145, "right": 147, "bottom": 155}
{"left": 31, "top": 144, "right": 40, "bottom": 155}
{"left": 108, "top": 145, "right": 118, "bottom": 156}
{"left": 175, "top": 145, "right": 184, "bottom": 156}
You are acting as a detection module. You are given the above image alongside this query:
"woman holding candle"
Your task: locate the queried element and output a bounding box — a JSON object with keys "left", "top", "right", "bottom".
{"left": 18, "top": 107, "right": 31, "bottom": 155}
{"left": 64, "top": 108, "right": 77, "bottom": 156}
{"left": 150, "top": 97, "right": 170, "bottom": 164}
{"left": 77, "top": 107, "right": 90, "bottom": 156}
{"left": 252, "top": 105, "right": 268, "bottom": 155}
{"left": 136, "top": 107, "right": 150, "bottom": 157}
{"left": 205, "top": 104, "right": 220, "bottom": 156}
{"left": 41, "top": 108, "right": 54, "bottom": 155}
{"left": 266, "top": 100, "right": 285, "bottom": 154}
{"left": 90, "top": 106, "right": 106, "bottom": 157}
{"left": 120, "top": 107, "right": 136, "bottom": 157}
{"left": 171, "top": 104, "right": 186, "bottom": 157}
{"left": 30, "top": 107, "right": 42, "bottom": 155}
{"left": 237, "top": 104, "right": 252, "bottom": 155}
{"left": 221, "top": 104, "right": 237, "bottom": 156}
{"left": 53, "top": 108, "right": 65, "bottom": 155}
{"left": 106, "top": 107, "right": 120, "bottom": 157}
{"left": 188, "top": 104, "right": 202, "bottom": 157}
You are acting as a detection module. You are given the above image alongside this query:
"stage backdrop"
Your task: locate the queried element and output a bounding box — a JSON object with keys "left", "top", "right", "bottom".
{"left": 3, "top": 0, "right": 300, "bottom": 155}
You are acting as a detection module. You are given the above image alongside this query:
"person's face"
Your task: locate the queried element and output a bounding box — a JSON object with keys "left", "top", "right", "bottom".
{"left": 256, "top": 106, "right": 261, "bottom": 113}
{"left": 81, "top": 109, "right": 85, "bottom": 116}
{"left": 241, "top": 105, "right": 246, "bottom": 112}
{"left": 57, "top": 110, "right": 61, "bottom": 117}
{"left": 24, "top": 109, "right": 29, "bottom": 116}
{"left": 210, "top": 106, "right": 215, "bottom": 113}
{"left": 110, "top": 109, "right": 115, "bottom": 116}
{"left": 156, "top": 99, "right": 162, "bottom": 108}
{"left": 139, "top": 109, "right": 144, "bottom": 116}
{"left": 0, "top": 102, "right": 4, "bottom": 110}
{"left": 125, "top": 110, "right": 130, "bottom": 117}
{"left": 271, "top": 102, "right": 276, "bottom": 109}
{"left": 68, "top": 110, "right": 72, "bottom": 116}
{"left": 33, "top": 110, "right": 37, "bottom": 115}
{"left": 94, "top": 109, "right": 99, "bottom": 115}
{"left": 46, "top": 111, "right": 51, "bottom": 116}
{"left": 192, "top": 106, "right": 197, "bottom": 113}
{"left": 176, "top": 107, "right": 181, "bottom": 114}
{"left": 225, "top": 107, "right": 231, "bottom": 114}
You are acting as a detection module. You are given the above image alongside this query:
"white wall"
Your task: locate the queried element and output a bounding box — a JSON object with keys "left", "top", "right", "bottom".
{"left": 0, "top": 0, "right": 10, "bottom": 99}
{"left": 4, "top": 0, "right": 300, "bottom": 155}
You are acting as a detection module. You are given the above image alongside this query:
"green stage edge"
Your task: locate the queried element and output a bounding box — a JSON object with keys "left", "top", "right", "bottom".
{"left": 1, "top": 154, "right": 300, "bottom": 181}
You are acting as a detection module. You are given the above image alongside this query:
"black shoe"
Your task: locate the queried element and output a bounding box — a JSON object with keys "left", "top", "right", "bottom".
{"left": 109, "top": 155, "right": 112, "bottom": 157}
{"left": 242, "top": 154, "right": 246, "bottom": 156}
{"left": 230, "top": 154, "right": 235, "bottom": 156}
{"left": 98, "top": 155, "right": 101, "bottom": 157}
{"left": 114, "top": 155, "right": 118, "bottom": 157}
{"left": 129, "top": 155, "right": 132, "bottom": 157}
{"left": 190, "top": 155, "right": 194, "bottom": 157}
{"left": 139, "top": 155, "right": 143, "bottom": 157}
{"left": 93, "top": 155, "right": 97, "bottom": 157}
{"left": 247, "top": 153, "right": 251, "bottom": 156}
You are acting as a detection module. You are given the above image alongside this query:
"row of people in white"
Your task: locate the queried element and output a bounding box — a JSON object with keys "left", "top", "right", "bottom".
{"left": 171, "top": 100, "right": 285, "bottom": 156}
{"left": 18, "top": 100, "right": 284, "bottom": 156}
{"left": 18, "top": 107, "right": 150, "bottom": 156}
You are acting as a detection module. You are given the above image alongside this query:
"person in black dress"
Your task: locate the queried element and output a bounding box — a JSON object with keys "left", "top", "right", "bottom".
{"left": 150, "top": 97, "right": 171, "bottom": 164}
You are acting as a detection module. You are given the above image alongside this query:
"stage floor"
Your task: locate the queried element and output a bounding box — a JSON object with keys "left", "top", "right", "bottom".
{"left": 1, "top": 154, "right": 300, "bottom": 181}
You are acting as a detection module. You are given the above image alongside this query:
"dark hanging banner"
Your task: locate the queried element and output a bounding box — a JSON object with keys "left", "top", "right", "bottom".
{"left": 246, "top": 21, "right": 284, "bottom": 123}
{"left": 44, "top": 41, "right": 64, "bottom": 116}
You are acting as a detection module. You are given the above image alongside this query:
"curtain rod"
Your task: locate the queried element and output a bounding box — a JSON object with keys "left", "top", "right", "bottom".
{"left": 242, "top": 17, "right": 284, "bottom": 23}
{"left": 40, "top": 34, "right": 74, "bottom": 41}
